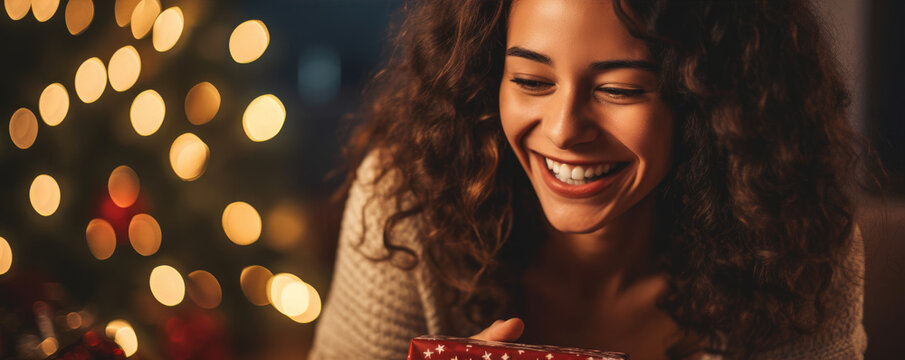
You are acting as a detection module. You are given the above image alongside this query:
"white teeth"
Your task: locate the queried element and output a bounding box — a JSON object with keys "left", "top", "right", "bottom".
{"left": 559, "top": 164, "right": 571, "bottom": 178}
{"left": 543, "top": 156, "right": 622, "bottom": 184}
{"left": 571, "top": 166, "right": 584, "bottom": 180}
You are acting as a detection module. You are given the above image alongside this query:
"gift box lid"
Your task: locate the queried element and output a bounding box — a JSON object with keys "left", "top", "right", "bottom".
{"left": 409, "top": 335, "right": 628, "bottom": 360}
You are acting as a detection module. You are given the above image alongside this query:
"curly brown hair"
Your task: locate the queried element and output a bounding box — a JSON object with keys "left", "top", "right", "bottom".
{"left": 336, "top": 0, "right": 860, "bottom": 357}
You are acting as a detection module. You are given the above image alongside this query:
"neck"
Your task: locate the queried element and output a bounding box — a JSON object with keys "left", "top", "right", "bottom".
{"left": 539, "top": 194, "right": 660, "bottom": 289}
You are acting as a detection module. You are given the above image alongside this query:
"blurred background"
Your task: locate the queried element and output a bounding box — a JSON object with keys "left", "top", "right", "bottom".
{"left": 0, "top": 0, "right": 901, "bottom": 359}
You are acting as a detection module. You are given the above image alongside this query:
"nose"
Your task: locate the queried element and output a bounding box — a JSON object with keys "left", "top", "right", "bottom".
{"left": 542, "top": 87, "right": 599, "bottom": 149}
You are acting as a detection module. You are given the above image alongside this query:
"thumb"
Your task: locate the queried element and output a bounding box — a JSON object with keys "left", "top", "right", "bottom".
{"left": 471, "top": 318, "right": 525, "bottom": 342}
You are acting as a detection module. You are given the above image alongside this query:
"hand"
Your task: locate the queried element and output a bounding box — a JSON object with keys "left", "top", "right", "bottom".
{"left": 470, "top": 318, "right": 525, "bottom": 342}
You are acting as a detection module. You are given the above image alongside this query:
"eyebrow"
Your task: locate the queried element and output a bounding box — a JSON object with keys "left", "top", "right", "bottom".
{"left": 505, "top": 46, "right": 658, "bottom": 73}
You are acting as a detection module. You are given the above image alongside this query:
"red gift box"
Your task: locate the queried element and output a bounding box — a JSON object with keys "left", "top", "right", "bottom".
{"left": 408, "top": 336, "right": 628, "bottom": 360}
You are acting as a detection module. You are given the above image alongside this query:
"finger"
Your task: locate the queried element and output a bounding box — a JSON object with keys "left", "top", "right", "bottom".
{"left": 470, "top": 318, "right": 525, "bottom": 342}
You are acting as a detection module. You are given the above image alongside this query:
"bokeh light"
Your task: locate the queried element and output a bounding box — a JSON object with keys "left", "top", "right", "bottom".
{"left": 149, "top": 265, "right": 184, "bottom": 306}
{"left": 264, "top": 202, "right": 306, "bottom": 251}
{"left": 186, "top": 270, "right": 222, "bottom": 309}
{"left": 85, "top": 218, "right": 116, "bottom": 260}
{"left": 130, "top": 89, "right": 165, "bottom": 136}
{"left": 108, "top": 165, "right": 140, "bottom": 208}
{"left": 74, "top": 57, "right": 106, "bottom": 103}
{"left": 168, "top": 133, "right": 209, "bottom": 181}
{"left": 5, "top": 0, "right": 30, "bottom": 20}
{"left": 242, "top": 94, "right": 285, "bottom": 142}
{"left": 0, "top": 236, "right": 11, "bottom": 276}
{"left": 298, "top": 47, "right": 341, "bottom": 104}
{"left": 152, "top": 6, "right": 183, "bottom": 52}
{"left": 38, "top": 83, "right": 69, "bottom": 126}
{"left": 222, "top": 201, "right": 261, "bottom": 246}
{"left": 114, "top": 0, "right": 139, "bottom": 27}
{"left": 64, "top": 0, "right": 93, "bottom": 35}
{"left": 31, "top": 0, "right": 58, "bottom": 22}
{"left": 184, "top": 81, "right": 220, "bottom": 125}
{"left": 65, "top": 312, "right": 82, "bottom": 329}
{"left": 229, "top": 20, "right": 269, "bottom": 64}
{"left": 111, "top": 322, "right": 138, "bottom": 357}
{"left": 267, "top": 273, "right": 309, "bottom": 317}
{"left": 108, "top": 45, "right": 141, "bottom": 92}
{"left": 29, "top": 174, "right": 61, "bottom": 216}
{"left": 130, "top": 0, "right": 160, "bottom": 39}
{"left": 288, "top": 283, "right": 322, "bottom": 323}
{"left": 105, "top": 319, "right": 130, "bottom": 338}
{"left": 240, "top": 265, "right": 272, "bottom": 306}
{"left": 9, "top": 107, "right": 38, "bottom": 149}
{"left": 128, "top": 213, "right": 161, "bottom": 256}
{"left": 38, "top": 337, "right": 58, "bottom": 356}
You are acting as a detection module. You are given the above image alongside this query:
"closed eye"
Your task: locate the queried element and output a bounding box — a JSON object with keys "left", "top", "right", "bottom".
{"left": 597, "top": 87, "right": 646, "bottom": 98}
{"left": 510, "top": 77, "right": 554, "bottom": 93}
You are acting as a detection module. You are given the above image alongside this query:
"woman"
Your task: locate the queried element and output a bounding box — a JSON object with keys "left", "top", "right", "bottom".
{"left": 310, "top": 0, "right": 866, "bottom": 359}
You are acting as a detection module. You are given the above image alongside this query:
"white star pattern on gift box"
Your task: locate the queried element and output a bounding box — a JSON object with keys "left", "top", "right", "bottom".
{"left": 451, "top": 357, "right": 458, "bottom": 360}
{"left": 424, "top": 349, "right": 433, "bottom": 359}
{"left": 518, "top": 350, "right": 525, "bottom": 355}
{"left": 483, "top": 351, "right": 493, "bottom": 360}
{"left": 501, "top": 353, "right": 510, "bottom": 360}
{"left": 436, "top": 345, "right": 445, "bottom": 354}
{"left": 546, "top": 354, "right": 554, "bottom": 360}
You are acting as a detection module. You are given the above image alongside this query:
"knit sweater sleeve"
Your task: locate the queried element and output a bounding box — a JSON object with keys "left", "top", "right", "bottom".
{"left": 752, "top": 228, "right": 868, "bottom": 359}
{"left": 308, "top": 153, "right": 430, "bottom": 360}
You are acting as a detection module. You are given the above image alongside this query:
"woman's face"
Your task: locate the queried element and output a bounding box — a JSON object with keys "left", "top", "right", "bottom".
{"left": 499, "top": 0, "right": 673, "bottom": 233}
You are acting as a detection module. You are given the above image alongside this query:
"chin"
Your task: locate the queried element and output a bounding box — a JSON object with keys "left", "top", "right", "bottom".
{"left": 539, "top": 202, "right": 613, "bottom": 234}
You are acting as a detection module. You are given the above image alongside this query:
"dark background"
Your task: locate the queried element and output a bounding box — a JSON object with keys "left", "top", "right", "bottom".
{"left": 0, "top": 0, "right": 902, "bottom": 359}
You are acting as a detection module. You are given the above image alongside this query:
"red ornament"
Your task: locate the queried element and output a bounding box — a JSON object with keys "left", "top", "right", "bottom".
{"left": 51, "top": 331, "right": 126, "bottom": 360}
{"left": 408, "top": 336, "right": 628, "bottom": 360}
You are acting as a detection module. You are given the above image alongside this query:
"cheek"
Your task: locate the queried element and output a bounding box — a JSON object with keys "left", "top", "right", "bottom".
{"left": 498, "top": 86, "right": 533, "bottom": 149}
{"left": 608, "top": 104, "right": 673, "bottom": 167}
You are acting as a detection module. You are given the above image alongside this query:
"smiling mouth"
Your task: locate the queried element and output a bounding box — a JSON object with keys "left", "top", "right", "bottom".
{"left": 543, "top": 156, "right": 631, "bottom": 185}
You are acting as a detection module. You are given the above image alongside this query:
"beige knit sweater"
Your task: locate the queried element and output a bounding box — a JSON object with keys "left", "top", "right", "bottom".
{"left": 309, "top": 154, "right": 867, "bottom": 360}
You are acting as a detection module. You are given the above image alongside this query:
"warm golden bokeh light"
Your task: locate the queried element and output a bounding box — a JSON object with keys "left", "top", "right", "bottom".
{"left": 105, "top": 319, "right": 129, "bottom": 338}
{"left": 38, "top": 337, "right": 58, "bottom": 356}
{"left": 85, "top": 218, "right": 116, "bottom": 260}
{"left": 4, "top": 0, "right": 30, "bottom": 20}
{"left": 130, "top": 89, "right": 165, "bottom": 136}
{"left": 229, "top": 20, "right": 269, "bottom": 64}
{"left": 29, "top": 174, "right": 61, "bottom": 216}
{"left": 168, "top": 133, "right": 209, "bottom": 181}
{"left": 30, "top": 0, "right": 57, "bottom": 22}
{"left": 264, "top": 202, "right": 306, "bottom": 251}
{"left": 0, "top": 236, "right": 11, "bottom": 276}
{"left": 150, "top": 265, "right": 185, "bottom": 306}
{"left": 108, "top": 165, "right": 140, "bottom": 208}
{"left": 39, "top": 83, "right": 69, "bottom": 126}
{"left": 130, "top": 0, "right": 160, "bottom": 39}
{"left": 184, "top": 81, "right": 220, "bottom": 125}
{"left": 74, "top": 57, "right": 106, "bottom": 103}
{"left": 9, "top": 107, "right": 38, "bottom": 149}
{"left": 186, "top": 270, "right": 222, "bottom": 309}
{"left": 222, "top": 201, "right": 261, "bottom": 246}
{"left": 289, "top": 283, "right": 322, "bottom": 323}
{"left": 267, "top": 273, "right": 309, "bottom": 317}
{"left": 64, "top": 0, "right": 93, "bottom": 35}
{"left": 242, "top": 94, "right": 285, "bottom": 142}
{"left": 114, "top": 325, "right": 138, "bottom": 357}
{"left": 66, "top": 312, "right": 82, "bottom": 329}
{"left": 128, "top": 213, "right": 161, "bottom": 256}
{"left": 108, "top": 45, "right": 141, "bottom": 92}
{"left": 114, "top": 0, "right": 138, "bottom": 27}
{"left": 240, "top": 265, "right": 272, "bottom": 306}
{"left": 152, "top": 6, "right": 183, "bottom": 52}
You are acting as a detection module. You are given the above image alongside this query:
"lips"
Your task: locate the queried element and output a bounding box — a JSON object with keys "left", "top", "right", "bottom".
{"left": 533, "top": 152, "right": 629, "bottom": 199}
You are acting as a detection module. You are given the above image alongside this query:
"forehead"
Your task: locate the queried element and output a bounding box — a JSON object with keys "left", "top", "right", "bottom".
{"left": 506, "top": 0, "right": 650, "bottom": 63}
